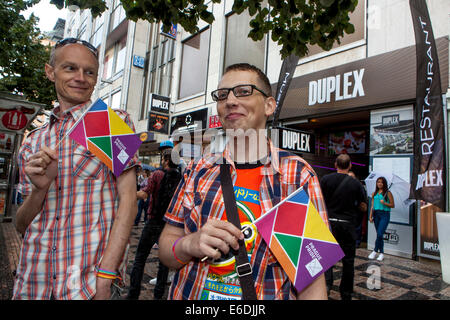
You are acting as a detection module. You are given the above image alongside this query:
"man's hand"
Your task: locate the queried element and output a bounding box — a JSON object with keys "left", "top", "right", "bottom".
{"left": 182, "top": 219, "right": 244, "bottom": 261}
{"left": 15, "top": 146, "right": 58, "bottom": 235}
{"left": 25, "top": 146, "right": 58, "bottom": 190}
{"left": 93, "top": 277, "right": 112, "bottom": 300}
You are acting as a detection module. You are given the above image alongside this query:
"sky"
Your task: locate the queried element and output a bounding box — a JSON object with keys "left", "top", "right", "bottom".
{"left": 21, "top": 0, "right": 69, "bottom": 33}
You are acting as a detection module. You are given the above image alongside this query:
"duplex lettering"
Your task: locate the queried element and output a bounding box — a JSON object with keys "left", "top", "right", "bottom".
{"left": 282, "top": 130, "right": 311, "bottom": 152}
{"left": 308, "top": 68, "right": 365, "bottom": 106}
{"left": 415, "top": 169, "right": 443, "bottom": 190}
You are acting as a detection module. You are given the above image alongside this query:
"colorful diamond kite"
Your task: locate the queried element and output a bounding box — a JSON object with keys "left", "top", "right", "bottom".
{"left": 254, "top": 187, "right": 344, "bottom": 293}
{"left": 69, "top": 99, "right": 143, "bottom": 177}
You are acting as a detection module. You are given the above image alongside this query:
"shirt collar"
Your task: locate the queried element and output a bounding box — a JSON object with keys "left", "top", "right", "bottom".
{"left": 49, "top": 101, "right": 92, "bottom": 126}
{"left": 201, "top": 136, "right": 281, "bottom": 175}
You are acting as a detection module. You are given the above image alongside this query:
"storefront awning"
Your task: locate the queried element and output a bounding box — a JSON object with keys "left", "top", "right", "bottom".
{"left": 271, "top": 37, "right": 448, "bottom": 122}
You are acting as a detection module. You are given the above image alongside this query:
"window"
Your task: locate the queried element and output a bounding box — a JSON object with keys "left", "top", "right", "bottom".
{"left": 91, "top": 14, "right": 104, "bottom": 48}
{"left": 110, "top": 0, "right": 126, "bottom": 32}
{"left": 91, "top": 25, "right": 103, "bottom": 48}
{"left": 304, "top": 0, "right": 365, "bottom": 59}
{"left": 102, "top": 36, "right": 127, "bottom": 80}
{"left": 224, "top": 12, "right": 266, "bottom": 71}
{"left": 140, "top": 51, "right": 151, "bottom": 119}
{"left": 111, "top": 90, "right": 122, "bottom": 109}
{"left": 115, "top": 36, "right": 127, "bottom": 73}
{"left": 77, "top": 15, "right": 89, "bottom": 42}
{"left": 67, "top": 16, "right": 76, "bottom": 38}
{"left": 178, "top": 28, "right": 210, "bottom": 99}
{"left": 140, "top": 24, "right": 176, "bottom": 120}
{"left": 102, "top": 52, "right": 113, "bottom": 80}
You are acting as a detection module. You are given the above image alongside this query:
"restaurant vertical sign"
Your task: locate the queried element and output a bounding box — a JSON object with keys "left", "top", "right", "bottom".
{"left": 409, "top": 0, "right": 446, "bottom": 211}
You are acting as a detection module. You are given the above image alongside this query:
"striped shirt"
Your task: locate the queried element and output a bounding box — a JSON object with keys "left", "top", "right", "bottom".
{"left": 164, "top": 139, "right": 328, "bottom": 300}
{"left": 13, "top": 101, "right": 138, "bottom": 300}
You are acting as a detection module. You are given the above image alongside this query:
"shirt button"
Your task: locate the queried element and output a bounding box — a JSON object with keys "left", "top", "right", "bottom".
{"left": 52, "top": 246, "right": 56, "bottom": 251}
{"left": 53, "top": 274, "right": 57, "bottom": 280}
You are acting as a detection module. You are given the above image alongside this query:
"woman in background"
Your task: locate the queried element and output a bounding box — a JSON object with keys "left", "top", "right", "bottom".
{"left": 368, "top": 177, "right": 395, "bottom": 261}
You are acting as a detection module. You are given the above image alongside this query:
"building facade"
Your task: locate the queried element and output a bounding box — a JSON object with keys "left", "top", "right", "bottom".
{"left": 64, "top": 0, "right": 449, "bottom": 260}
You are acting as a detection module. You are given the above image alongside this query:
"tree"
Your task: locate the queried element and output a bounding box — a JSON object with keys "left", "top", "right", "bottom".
{"left": 0, "top": 0, "right": 56, "bottom": 108}
{"left": 51, "top": 0, "right": 358, "bottom": 58}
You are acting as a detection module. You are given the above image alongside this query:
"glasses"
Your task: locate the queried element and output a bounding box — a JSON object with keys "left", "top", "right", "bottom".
{"left": 55, "top": 38, "right": 98, "bottom": 58}
{"left": 211, "top": 84, "right": 269, "bottom": 102}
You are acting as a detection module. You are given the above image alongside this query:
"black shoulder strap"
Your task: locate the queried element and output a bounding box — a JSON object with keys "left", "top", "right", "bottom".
{"left": 220, "top": 163, "right": 257, "bottom": 300}
{"left": 330, "top": 174, "right": 351, "bottom": 200}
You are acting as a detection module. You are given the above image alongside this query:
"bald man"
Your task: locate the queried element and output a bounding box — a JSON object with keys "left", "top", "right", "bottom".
{"left": 319, "top": 154, "right": 367, "bottom": 300}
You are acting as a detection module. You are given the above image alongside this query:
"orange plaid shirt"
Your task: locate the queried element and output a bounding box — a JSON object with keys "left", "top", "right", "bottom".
{"left": 164, "top": 139, "right": 328, "bottom": 300}
{"left": 13, "top": 102, "right": 139, "bottom": 300}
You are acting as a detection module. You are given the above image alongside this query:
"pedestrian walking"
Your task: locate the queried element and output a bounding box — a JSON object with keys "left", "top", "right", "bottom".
{"left": 158, "top": 63, "right": 329, "bottom": 300}
{"left": 368, "top": 176, "right": 395, "bottom": 262}
{"left": 127, "top": 146, "right": 181, "bottom": 300}
{"left": 320, "top": 154, "right": 367, "bottom": 300}
{"left": 13, "top": 38, "right": 139, "bottom": 300}
{"left": 135, "top": 169, "right": 151, "bottom": 225}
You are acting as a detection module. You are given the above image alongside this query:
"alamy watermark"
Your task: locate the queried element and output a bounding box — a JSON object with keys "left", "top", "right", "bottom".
{"left": 169, "top": 121, "right": 283, "bottom": 168}
{"left": 366, "top": 264, "right": 381, "bottom": 290}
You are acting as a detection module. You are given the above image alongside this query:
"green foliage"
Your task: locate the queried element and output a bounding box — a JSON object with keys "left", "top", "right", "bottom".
{"left": 59, "top": 0, "right": 358, "bottom": 59}
{"left": 0, "top": 0, "right": 55, "bottom": 108}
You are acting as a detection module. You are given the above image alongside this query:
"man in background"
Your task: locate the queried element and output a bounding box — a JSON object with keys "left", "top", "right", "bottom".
{"left": 320, "top": 154, "right": 367, "bottom": 300}
{"left": 127, "top": 143, "right": 181, "bottom": 300}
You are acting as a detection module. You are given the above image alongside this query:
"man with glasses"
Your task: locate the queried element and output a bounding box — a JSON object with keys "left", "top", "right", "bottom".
{"left": 13, "top": 38, "right": 139, "bottom": 300}
{"left": 158, "top": 63, "right": 328, "bottom": 300}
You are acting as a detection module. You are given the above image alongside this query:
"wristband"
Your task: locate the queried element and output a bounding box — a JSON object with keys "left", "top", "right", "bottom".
{"left": 172, "top": 237, "right": 189, "bottom": 265}
{"left": 95, "top": 266, "right": 122, "bottom": 281}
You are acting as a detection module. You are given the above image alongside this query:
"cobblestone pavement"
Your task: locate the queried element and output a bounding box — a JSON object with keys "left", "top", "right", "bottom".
{"left": 2, "top": 206, "right": 449, "bottom": 300}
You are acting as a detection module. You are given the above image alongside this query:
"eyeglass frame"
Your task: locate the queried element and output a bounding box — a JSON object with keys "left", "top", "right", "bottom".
{"left": 55, "top": 38, "right": 99, "bottom": 58}
{"left": 211, "top": 84, "right": 269, "bottom": 102}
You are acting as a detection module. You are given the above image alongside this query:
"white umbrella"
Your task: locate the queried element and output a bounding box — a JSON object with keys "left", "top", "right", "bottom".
{"left": 364, "top": 171, "right": 415, "bottom": 213}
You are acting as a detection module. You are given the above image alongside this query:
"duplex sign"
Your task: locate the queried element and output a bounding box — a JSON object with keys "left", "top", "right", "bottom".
{"left": 277, "top": 127, "right": 315, "bottom": 154}
{"left": 149, "top": 93, "right": 170, "bottom": 114}
{"left": 308, "top": 68, "right": 365, "bottom": 106}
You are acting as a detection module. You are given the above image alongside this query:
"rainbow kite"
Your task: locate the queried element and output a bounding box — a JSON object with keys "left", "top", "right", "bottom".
{"left": 69, "top": 99, "right": 143, "bottom": 177}
{"left": 254, "top": 187, "right": 344, "bottom": 293}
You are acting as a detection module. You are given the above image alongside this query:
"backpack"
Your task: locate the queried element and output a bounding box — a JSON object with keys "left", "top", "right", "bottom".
{"left": 152, "top": 168, "right": 182, "bottom": 221}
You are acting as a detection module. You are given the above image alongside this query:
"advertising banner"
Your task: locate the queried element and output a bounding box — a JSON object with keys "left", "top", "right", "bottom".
{"left": 329, "top": 130, "right": 366, "bottom": 155}
{"left": 418, "top": 203, "right": 440, "bottom": 258}
{"left": 170, "top": 108, "right": 208, "bottom": 135}
{"left": 272, "top": 54, "right": 299, "bottom": 127}
{"left": 148, "top": 112, "right": 169, "bottom": 134}
{"left": 409, "top": 0, "right": 446, "bottom": 211}
{"left": 370, "top": 106, "right": 414, "bottom": 156}
{"left": 367, "top": 223, "right": 414, "bottom": 259}
{"left": 0, "top": 97, "right": 41, "bottom": 133}
{"left": 149, "top": 93, "right": 170, "bottom": 115}
{"left": 276, "top": 126, "right": 315, "bottom": 154}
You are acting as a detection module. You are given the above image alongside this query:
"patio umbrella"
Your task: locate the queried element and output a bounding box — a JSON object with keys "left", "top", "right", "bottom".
{"left": 364, "top": 171, "right": 415, "bottom": 213}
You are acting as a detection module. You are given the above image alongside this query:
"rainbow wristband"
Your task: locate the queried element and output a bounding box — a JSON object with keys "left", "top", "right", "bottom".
{"left": 95, "top": 267, "right": 122, "bottom": 281}
{"left": 172, "top": 237, "right": 189, "bottom": 265}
